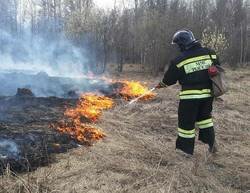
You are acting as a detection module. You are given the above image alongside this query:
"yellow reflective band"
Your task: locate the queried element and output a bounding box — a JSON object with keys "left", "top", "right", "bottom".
{"left": 179, "top": 89, "right": 212, "bottom": 100}
{"left": 160, "top": 81, "right": 166, "bottom": 86}
{"left": 196, "top": 118, "right": 213, "bottom": 129}
{"left": 211, "top": 55, "right": 217, "bottom": 59}
{"left": 178, "top": 133, "right": 195, "bottom": 138}
{"left": 178, "top": 128, "right": 195, "bottom": 138}
{"left": 177, "top": 55, "right": 211, "bottom": 68}
{"left": 199, "top": 122, "right": 214, "bottom": 129}
{"left": 184, "top": 60, "right": 212, "bottom": 74}
{"left": 180, "top": 89, "right": 211, "bottom": 95}
{"left": 196, "top": 118, "right": 213, "bottom": 125}
{"left": 179, "top": 94, "right": 212, "bottom": 100}
{"left": 178, "top": 128, "right": 195, "bottom": 134}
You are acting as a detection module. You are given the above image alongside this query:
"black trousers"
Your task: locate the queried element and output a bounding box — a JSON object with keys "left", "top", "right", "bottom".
{"left": 176, "top": 97, "right": 215, "bottom": 155}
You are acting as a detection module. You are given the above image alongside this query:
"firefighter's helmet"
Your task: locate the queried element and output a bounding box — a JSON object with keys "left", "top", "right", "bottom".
{"left": 172, "top": 29, "right": 198, "bottom": 50}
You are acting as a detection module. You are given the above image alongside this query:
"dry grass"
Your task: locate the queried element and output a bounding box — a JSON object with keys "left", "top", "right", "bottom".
{"left": 1, "top": 66, "right": 250, "bottom": 193}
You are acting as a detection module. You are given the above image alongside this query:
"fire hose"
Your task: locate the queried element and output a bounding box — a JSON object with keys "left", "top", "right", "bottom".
{"left": 126, "top": 87, "right": 156, "bottom": 106}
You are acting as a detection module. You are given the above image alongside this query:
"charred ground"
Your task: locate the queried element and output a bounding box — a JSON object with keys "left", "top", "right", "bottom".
{"left": 0, "top": 66, "right": 250, "bottom": 193}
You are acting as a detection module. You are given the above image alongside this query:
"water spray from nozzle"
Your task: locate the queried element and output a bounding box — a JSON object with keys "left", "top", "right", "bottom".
{"left": 126, "top": 87, "right": 156, "bottom": 106}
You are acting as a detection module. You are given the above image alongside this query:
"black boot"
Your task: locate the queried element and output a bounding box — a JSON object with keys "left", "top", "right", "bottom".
{"left": 208, "top": 141, "right": 218, "bottom": 154}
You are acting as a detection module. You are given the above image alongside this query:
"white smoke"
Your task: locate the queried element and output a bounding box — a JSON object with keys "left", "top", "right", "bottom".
{"left": 0, "top": 29, "right": 89, "bottom": 77}
{"left": 0, "top": 139, "right": 20, "bottom": 160}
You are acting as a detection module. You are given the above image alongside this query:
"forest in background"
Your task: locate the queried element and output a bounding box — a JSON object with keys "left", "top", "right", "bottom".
{"left": 0, "top": 0, "right": 250, "bottom": 74}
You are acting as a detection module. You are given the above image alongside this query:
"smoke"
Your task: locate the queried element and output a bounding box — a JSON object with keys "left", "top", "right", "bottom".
{"left": 0, "top": 29, "right": 104, "bottom": 97}
{"left": 0, "top": 29, "right": 89, "bottom": 77}
{"left": 0, "top": 138, "right": 20, "bottom": 160}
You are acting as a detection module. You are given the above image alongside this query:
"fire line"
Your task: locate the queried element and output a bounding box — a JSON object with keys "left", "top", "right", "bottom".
{"left": 55, "top": 80, "right": 155, "bottom": 145}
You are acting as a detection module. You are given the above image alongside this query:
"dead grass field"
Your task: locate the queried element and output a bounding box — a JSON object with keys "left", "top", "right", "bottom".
{"left": 1, "top": 65, "right": 250, "bottom": 193}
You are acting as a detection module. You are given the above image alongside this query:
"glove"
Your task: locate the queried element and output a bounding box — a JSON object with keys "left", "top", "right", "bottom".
{"left": 155, "top": 81, "right": 167, "bottom": 89}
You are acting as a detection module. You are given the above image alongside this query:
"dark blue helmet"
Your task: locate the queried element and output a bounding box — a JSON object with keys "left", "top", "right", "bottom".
{"left": 172, "top": 30, "right": 198, "bottom": 50}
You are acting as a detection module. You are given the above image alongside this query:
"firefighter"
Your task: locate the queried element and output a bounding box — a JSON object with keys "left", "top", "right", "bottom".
{"left": 156, "top": 29, "right": 219, "bottom": 155}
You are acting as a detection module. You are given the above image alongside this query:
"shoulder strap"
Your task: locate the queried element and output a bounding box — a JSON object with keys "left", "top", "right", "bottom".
{"left": 208, "top": 50, "right": 215, "bottom": 66}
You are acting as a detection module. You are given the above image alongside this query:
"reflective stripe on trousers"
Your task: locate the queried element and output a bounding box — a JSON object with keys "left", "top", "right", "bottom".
{"left": 177, "top": 118, "right": 214, "bottom": 138}
{"left": 196, "top": 118, "right": 214, "bottom": 129}
{"left": 178, "top": 128, "right": 195, "bottom": 138}
{"left": 179, "top": 89, "right": 212, "bottom": 100}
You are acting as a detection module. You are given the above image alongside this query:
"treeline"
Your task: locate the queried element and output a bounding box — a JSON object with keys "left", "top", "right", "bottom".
{"left": 0, "top": 0, "right": 250, "bottom": 74}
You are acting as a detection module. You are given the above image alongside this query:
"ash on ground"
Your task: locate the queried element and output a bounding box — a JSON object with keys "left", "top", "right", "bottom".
{"left": 0, "top": 132, "right": 79, "bottom": 173}
{"left": 0, "top": 95, "right": 79, "bottom": 173}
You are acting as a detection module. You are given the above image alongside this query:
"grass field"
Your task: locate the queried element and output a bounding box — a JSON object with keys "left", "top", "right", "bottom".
{"left": 1, "top": 65, "right": 250, "bottom": 193}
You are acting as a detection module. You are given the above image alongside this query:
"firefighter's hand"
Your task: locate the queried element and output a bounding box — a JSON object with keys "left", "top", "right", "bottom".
{"left": 155, "top": 82, "right": 167, "bottom": 89}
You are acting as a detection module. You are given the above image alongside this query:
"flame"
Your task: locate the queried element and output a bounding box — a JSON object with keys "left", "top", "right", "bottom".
{"left": 65, "top": 94, "right": 114, "bottom": 122}
{"left": 56, "top": 122, "right": 106, "bottom": 144}
{"left": 118, "top": 80, "right": 156, "bottom": 101}
{"left": 56, "top": 94, "right": 114, "bottom": 144}
{"left": 54, "top": 79, "right": 155, "bottom": 145}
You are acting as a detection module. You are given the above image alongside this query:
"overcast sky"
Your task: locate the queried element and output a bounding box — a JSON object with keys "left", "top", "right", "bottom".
{"left": 94, "top": 0, "right": 133, "bottom": 9}
{"left": 94, "top": 0, "right": 114, "bottom": 9}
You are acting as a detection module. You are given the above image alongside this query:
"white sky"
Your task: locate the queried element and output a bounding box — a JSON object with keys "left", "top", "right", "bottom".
{"left": 94, "top": 0, "right": 115, "bottom": 9}
{"left": 94, "top": 0, "right": 133, "bottom": 9}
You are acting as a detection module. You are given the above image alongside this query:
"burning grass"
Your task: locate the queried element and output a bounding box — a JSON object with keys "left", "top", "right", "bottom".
{"left": 55, "top": 80, "right": 156, "bottom": 145}
{"left": 64, "top": 94, "right": 114, "bottom": 122}
{"left": 55, "top": 94, "right": 114, "bottom": 145}
{"left": 56, "top": 122, "right": 106, "bottom": 145}
{"left": 118, "top": 80, "right": 156, "bottom": 101}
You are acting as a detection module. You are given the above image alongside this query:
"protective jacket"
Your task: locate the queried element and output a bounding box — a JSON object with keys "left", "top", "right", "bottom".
{"left": 161, "top": 43, "right": 220, "bottom": 99}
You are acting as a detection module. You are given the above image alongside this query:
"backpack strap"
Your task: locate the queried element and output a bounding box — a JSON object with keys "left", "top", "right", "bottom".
{"left": 208, "top": 50, "right": 215, "bottom": 66}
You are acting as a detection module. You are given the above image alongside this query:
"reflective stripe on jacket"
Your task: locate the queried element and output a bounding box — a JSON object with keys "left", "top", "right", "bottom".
{"left": 161, "top": 43, "right": 220, "bottom": 99}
